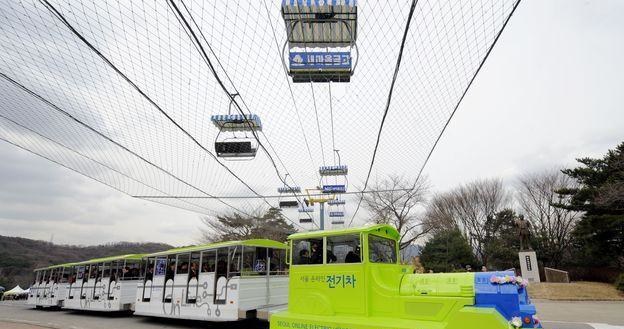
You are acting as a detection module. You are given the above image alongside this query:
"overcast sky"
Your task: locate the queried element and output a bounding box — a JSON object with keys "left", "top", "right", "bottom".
{"left": 1, "top": 0, "right": 623, "bottom": 246}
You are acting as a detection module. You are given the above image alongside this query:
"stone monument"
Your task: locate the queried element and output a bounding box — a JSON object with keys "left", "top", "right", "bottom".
{"left": 514, "top": 215, "right": 541, "bottom": 282}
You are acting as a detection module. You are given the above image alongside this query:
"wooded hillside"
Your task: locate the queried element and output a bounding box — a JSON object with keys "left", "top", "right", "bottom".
{"left": 0, "top": 236, "right": 172, "bottom": 288}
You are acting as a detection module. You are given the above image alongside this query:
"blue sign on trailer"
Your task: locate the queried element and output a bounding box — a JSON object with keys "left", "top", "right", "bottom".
{"left": 290, "top": 52, "right": 351, "bottom": 70}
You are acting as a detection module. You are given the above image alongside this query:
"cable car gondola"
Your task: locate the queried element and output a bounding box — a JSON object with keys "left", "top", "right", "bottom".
{"left": 320, "top": 152, "right": 348, "bottom": 195}
{"left": 298, "top": 205, "right": 314, "bottom": 224}
{"left": 328, "top": 196, "right": 346, "bottom": 226}
{"left": 211, "top": 95, "right": 262, "bottom": 160}
{"left": 211, "top": 113, "right": 262, "bottom": 160}
{"left": 278, "top": 174, "right": 301, "bottom": 209}
{"left": 279, "top": 200, "right": 299, "bottom": 208}
{"left": 281, "top": 0, "right": 358, "bottom": 83}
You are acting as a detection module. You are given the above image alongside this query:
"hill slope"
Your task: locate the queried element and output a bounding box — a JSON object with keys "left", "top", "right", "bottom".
{"left": 0, "top": 235, "right": 173, "bottom": 289}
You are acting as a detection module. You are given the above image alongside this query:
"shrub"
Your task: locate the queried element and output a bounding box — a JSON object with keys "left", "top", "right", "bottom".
{"left": 615, "top": 273, "right": 624, "bottom": 292}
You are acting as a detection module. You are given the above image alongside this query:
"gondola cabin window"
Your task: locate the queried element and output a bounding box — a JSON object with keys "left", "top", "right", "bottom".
{"left": 201, "top": 250, "right": 216, "bottom": 273}
{"left": 368, "top": 235, "right": 398, "bottom": 264}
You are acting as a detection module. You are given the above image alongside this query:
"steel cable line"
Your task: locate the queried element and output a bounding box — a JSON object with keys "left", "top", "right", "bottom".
{"left": 261, "top": 0, "right": 320, "bottom": 183}
{"left": 0, "top": 71, "right": 248, "bottom": 216}
{"left": 170, "top": 0, "right": 310, "bottom": 227}
{"left": 168, "top": 0, "right": 312, "bottom": 228}
{"left": 309, "top": 82, "right": 326, "bottom": 167}
{"left": 178, "top": 0, "right": 293, "bottom": 182}
{"left": 38, "top": 0, "right": 271, "bottom": 207}
{"left": 348, "top": 0, "right": 419, "bottom": 227}
{"left": 0, "top": 113, "right": 221, "bottom": 215}
{"left": 133, "top": 187, "right": 417, "bottom": 200}
{"left": 329, "top": 82, "right": 337, "bottom": 164}
{"left": 348, "top": 0, "right": 523, "bottom": 227}
{"left": 177, "top": 0, "right": 313, "bottom": 199}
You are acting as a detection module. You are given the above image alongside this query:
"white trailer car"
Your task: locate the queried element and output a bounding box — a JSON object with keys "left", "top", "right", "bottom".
{"left": 133, "top": 239, "right": 289, "bottom": 321}
{"left": 63, "top": 254, "right": 143, "bottom": 312}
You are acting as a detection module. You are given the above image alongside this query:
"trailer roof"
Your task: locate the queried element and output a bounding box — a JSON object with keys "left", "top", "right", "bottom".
{"left": 144, "top": 239, "right": 288, "bottom": 257}
{"left": 288, "top": 224, "right": 400, "bottom": 240}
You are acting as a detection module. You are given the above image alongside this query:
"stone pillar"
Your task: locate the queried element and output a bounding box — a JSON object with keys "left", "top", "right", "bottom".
{"left": 518, "top": 251, "right": 540, "bottom": 283}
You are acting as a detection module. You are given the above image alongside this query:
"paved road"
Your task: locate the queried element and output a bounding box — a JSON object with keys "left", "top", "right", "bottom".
{"left": 1, "top": 300, "right": 623, "bottom": 329}
{"left": 533, "top": 300, "right": 624, "bottom": 329}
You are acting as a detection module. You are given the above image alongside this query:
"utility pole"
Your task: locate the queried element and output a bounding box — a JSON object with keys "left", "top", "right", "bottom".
{"left": 319, "top": 202, "right": 325, "bottom": 230}
{"left": 305, "top": 188, "right": 333, "bottom": 231}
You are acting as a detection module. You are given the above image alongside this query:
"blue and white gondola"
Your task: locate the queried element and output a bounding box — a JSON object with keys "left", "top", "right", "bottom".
{"left": 319, "top": 165, "right": 348, "bottom": 176}
{"left": 298, "top": 206, "right": 315, "bottom": 213}
{"left": 278, "top": 186, "right": 301, "bottom": 194}
{"left": 211, "top": 114, "right": 262, "bottom": 159}
{"left": 281, "top": 0, "right": 358, "bottom": 82}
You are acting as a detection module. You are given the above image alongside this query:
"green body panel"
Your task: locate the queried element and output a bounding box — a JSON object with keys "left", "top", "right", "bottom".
{"left": 272, "top": 306, "right": 508, "bottom": 329}
{"left": 271, "top": 224, "right": 513, "bottom": 329}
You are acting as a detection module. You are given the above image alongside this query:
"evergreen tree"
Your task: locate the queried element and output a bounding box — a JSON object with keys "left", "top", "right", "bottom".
{"left": 484, "top": 209, "right": 521, "bottom": 270}
{"left": 555, "top": 142, "right": 624, "bottom": 268}
{"left": 420, "top": 228, "right": 477, "bottom": 272}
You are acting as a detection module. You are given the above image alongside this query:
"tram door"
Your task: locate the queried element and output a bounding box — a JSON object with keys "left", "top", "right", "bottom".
{"left": 67, "top": 266, "right": 76, "bottom": 300}
{"left": 96, "top": 262, "right": 109, "bottom": 301}
{"left": 41, "top": 270, "right": 49, "bottom": 298}
{"left": 87, "top": 263, "right": 98, "bottom": 301}
{"left": 141, "top": 258, "right": 155, "bottom": 302}
{"left": 163, "top": 255, "right": 176, "bottom": 303}
{"left": 214, "top": 247, "right": 229, "bottom": 304}
{"left": 107, "top": 261, "right": 118, "bottom": 300}
{"left": 75, "top": 266, "right": 85, "bottom": 299}
{"left": 151, "top": 257, "right": 166, "bottom": 303}
{"left": 199, "top": 250, "right": 216, "bottom": 303}
{"left": 50, "top": 268, "right": 59, "bottom": 298}
{"left": 186, "top": 252, "right": 200, "bottom": 304}
{"left": 92, "top": 263, "right": 103, "bottom": 300}
{"left": 174, "top": 253, "right": 190, "bottom": 305}
{"left": 31, "top": 271, "right": 39, "bottom": 299}
{"left": 80, "top": 265, "right": 90, "bottom": 299}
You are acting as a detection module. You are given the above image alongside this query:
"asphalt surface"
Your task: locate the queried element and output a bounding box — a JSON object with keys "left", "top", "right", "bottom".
{"left": 1, "top": 300, "right": 623, "bottom": 329}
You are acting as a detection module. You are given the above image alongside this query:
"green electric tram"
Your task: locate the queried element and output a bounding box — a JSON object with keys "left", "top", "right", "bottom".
{"left": 270, "top": 224, "right": 541, "bottom": 329}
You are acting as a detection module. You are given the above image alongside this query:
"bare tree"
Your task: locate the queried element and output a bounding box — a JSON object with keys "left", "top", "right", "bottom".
{"left": 362, "top": 175, "right": 430, "bottom": 250}
{"left": 199, "top": 207, "right": 295, "bottom": 243}
{"left": 517, "top": 169, "right": 581, "bottom": 267}
{"left": 425, "top": 178, "right": 510, "bottom": 266}
{"left": 423, "top": 192, "right": 458, "bottom": 233}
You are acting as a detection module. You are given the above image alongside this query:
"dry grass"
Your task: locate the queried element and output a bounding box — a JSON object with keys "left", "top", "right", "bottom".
{"left": 527, "top": 281, "right": 624, "bottom": 300}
